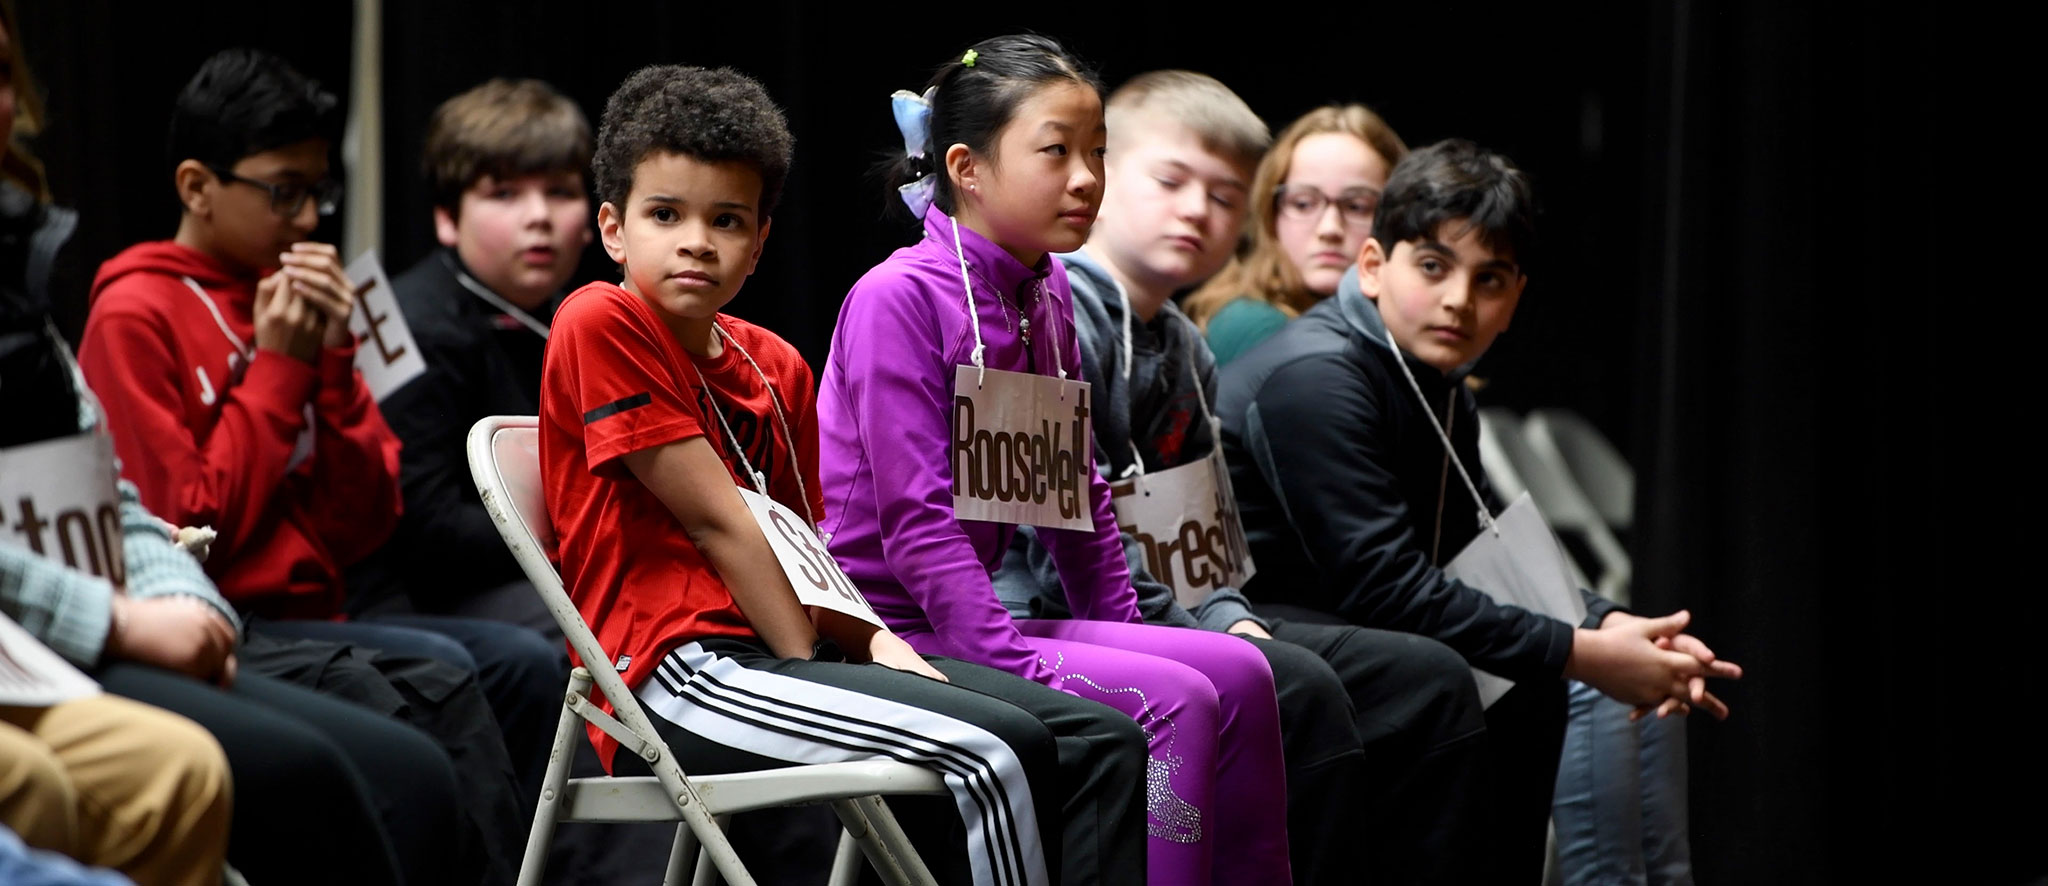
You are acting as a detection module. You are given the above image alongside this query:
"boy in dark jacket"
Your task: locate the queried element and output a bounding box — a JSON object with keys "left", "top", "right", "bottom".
{"left": 1216, "top": 139, "right": 1742, "bottom": 882}
{"left": 351, "top": 78, "right": 592, "bottom": 635}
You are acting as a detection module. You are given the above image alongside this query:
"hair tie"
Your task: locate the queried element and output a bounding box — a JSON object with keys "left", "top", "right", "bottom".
{"left": 961, "top": 49, "right": 979, "bottom": 67}
{"left": 890, "top": 87, "right": 939, "bottom": 215}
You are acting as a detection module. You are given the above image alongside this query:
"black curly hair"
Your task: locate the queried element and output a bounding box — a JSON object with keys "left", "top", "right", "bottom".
{"left": 593, "top": 65, "right": 793, "bottom": 218}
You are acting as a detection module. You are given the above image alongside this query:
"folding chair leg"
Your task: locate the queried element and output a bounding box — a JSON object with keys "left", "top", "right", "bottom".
{"left": 827, "top": 830, "right": 864, "bottom": 886}
{"left": 516, "top": 668, "right": 597, "bottom": 886}
{"left": 830, "top": 797, "right": 939, "bottom": 886}
{"left": 854, "top": 796, "right": 937, "bottom": 886}
{"left": 663, "top": 821, "right": 699, "bottom": 886}
{"left": 688, "top": 815, "right": 729, "bottom": 886}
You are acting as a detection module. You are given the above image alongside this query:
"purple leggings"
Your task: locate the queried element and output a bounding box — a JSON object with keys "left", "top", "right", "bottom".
{"left": 1013, "top": 620, "right": 1291, "bottom": 886}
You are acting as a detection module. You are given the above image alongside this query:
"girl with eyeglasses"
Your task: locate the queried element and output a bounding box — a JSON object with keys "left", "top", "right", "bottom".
{"left": 1184, "top": 104, "right": 1407, "bottom": 365}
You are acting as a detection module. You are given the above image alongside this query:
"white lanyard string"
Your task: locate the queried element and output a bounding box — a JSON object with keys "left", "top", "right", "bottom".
{"left": 1373, "top": 329, "right": 1500, "bottom": 538}
{"left": 945, "top": 215, "right": 1066, "bottom": 388}
{"left": 442, "top": 253, "right": 551, "bottom": 340}
{"left": 180, "top": 276, "right": 252, "bottom": 361}
{"left": 949, "top": 216, "right": 987, "bottom": 385}
{"left": 681, "top": 322, "right": 818, "bottom": 530}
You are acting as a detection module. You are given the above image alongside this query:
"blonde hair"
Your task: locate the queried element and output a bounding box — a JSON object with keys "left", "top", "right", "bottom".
{"left": 1105, "top": 70, "right": 1269, "bottom": 173}
{"left": 1184, "top": 103, "right": 1407, "bottom": 326}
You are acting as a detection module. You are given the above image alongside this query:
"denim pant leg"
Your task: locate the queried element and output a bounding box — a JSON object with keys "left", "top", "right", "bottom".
{"left": 1554, "top": 679, "right": 1695, "bottom": 886}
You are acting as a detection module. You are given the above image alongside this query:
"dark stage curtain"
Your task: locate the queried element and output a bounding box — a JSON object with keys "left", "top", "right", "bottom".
{"left": 1635, "top": 2, "right": 2030, "bottom": 883}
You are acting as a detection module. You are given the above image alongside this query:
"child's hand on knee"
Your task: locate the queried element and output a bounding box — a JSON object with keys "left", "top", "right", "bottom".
{"left": 866, "top": 631, "right": 950, "bottom": 683}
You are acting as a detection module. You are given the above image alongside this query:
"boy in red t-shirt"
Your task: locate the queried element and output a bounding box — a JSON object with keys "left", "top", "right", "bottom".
{"left": 542, "top": 65, "right": 1144, "bottom": 885}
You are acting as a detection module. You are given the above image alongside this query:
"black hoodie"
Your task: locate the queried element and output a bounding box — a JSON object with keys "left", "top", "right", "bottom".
{"left": 1215, "top": 267, "right": 1617, "bottom": 682}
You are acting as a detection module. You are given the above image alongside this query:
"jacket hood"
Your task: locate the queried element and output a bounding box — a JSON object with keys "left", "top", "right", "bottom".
{"left": 90, "top": 241, "right": 255, "bottom": 306}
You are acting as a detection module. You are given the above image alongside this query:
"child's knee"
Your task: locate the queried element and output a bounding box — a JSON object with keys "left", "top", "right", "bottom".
{"left": 1194, "top": 633, "right": 1280, "bottom": 707}
{"left": 0, "top": 732, "right": 78, "bottom": 853}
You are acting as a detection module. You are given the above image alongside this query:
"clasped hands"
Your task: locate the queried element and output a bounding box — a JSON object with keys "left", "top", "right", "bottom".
{"left": 1569, "top": 609, "right": 1744, "bottom": 721}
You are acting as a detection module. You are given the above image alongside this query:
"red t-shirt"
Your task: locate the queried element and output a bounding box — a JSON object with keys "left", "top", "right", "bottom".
{"left": 540, "top": 281, "right": 823, "bottom": 770}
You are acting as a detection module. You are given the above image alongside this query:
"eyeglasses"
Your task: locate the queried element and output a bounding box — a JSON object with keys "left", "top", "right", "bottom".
{"left": 1274, "top": 184, "right": 1381, "bottom": 229}
{"left": 210, "top": 166, "right": 342, "bottom": 218}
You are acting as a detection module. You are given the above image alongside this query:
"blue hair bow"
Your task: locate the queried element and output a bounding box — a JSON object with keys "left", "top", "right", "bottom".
{"left": 891, "top": 87, "right": 938, "bottom": 215}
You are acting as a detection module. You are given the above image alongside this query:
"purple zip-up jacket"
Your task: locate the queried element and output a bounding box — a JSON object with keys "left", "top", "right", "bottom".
{"left": 820, "top": 207, "right": 1141, "bottom": 687}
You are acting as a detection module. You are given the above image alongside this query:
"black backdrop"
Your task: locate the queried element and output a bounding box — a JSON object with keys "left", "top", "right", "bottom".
{"left": 17, "top": 2, "right": 2027, "bottom": 882}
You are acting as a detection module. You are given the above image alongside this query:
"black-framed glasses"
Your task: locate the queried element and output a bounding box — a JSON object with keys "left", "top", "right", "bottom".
{"left": 1274, "top": 183, "right": 1382, "bottom": 229}
{"left": 210, "top": 166, "right": 342, "bottom": 218}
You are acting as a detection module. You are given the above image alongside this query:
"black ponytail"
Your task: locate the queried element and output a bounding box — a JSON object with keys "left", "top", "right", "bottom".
{"left": 877, "top": 34, "right": 1102, "bottom": 221}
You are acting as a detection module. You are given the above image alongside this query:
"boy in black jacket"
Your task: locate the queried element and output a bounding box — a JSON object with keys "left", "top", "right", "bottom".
{"left": 352, "top": 79, "right": 592, "bottom": 634}
{"left": 1216, "top": 139, "right": 1742, "bottom": 882}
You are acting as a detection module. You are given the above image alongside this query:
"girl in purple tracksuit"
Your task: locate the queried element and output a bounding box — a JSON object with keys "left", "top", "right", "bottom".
{"left": 819, "top": 35, "right": 1290, "bottom": 885}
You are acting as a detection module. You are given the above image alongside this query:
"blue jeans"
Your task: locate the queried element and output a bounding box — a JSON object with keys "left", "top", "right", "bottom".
{"left": 1552, "top": 679, "right": 1693, "bottom": 886}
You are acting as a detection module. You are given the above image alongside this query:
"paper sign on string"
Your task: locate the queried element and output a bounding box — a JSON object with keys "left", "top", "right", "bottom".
{"left": 1444, "top": 492, "right": 1590, "bottom": 707}
{"left": 1110, "top": 449, "right": 1256, "bottom": 608}
{"left": 1, "top": 433, "right": 126, "bottom": 586}
{"left": 950, "top": 365, "right": 1096, "bottom": 532}
{"left": 0, "top": 433, "right": 119, "bottom": 706}
{"left": 683, "top": 325, "right": 883, "bottom": 627}
{"left": 735, "top": 487, "right": 886, "bottom": 628}
{"left": 343, "top": 251, "right": 427, "bottom": 401}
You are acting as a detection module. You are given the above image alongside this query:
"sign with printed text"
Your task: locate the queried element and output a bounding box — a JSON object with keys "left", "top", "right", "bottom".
{"left": 344, "top": 251, "right": 427, "bottom": 401}
{"left": 1110, "top": 450, "right": 1256, "bottom": 608}
{"left": 0, "top": 433, "right": 126, "bottom": 587}
{"left": 736, "top": 487, "right": 886, "bottom": 629}
{"left": 0, "top": 614, "right": 100, "bottom": 706}
{"left": 1444, "top": 492, "right": 1590, "bottom": 708}
{"left": 951, "top": 366, "right": 1096, "bottom": 532}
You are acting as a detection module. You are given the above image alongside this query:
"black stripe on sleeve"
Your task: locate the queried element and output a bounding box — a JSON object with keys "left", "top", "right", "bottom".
{"left": 583, "top": 392, "right": 652, "bottom": 425}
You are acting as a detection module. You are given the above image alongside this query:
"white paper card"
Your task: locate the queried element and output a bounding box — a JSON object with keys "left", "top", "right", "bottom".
{"left": 0, "top": 615, "right": 100, "bottom": 706}
{"left": 1110, "top": 450, "right": 1256, "bottom": 608}
{"left": 736, "top": 487, "right": 886, "bottom": 629}
{"left": 344, "top": 250, "right": 427, "bottom": 401}
{"left": 1443, "top": 492, "right": 1588, "bottom": 707}
{"left": 950, "top": 365, "right": 1096, "bottom": 532}
{"left": 0, "top": 433, "right": 126, "bottom": 586}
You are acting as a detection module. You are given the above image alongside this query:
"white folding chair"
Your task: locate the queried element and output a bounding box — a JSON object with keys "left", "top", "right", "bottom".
{"left": 467, "top": 415, "right": 948, "bottom": 886}
{"left": 1477, "top": 406, "right": 1532, "bottom": 505}
{"left": 1477, "top": 407, "right": 1631, "bottom": 603}
{"left": 1523, "top": 408, "right": 1635, "bottom": 534}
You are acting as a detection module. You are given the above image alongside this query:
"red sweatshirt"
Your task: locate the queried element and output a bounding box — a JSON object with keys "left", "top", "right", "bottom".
{"left": 80, "top": 241, "right": 402, "bottom": 619}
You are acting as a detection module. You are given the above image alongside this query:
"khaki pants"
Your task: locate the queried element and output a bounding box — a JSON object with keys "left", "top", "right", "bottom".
{"left": 0, "top": 692, "right": 231, "bottom": 886}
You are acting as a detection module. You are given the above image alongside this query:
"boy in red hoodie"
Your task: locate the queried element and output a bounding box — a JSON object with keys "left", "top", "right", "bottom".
{"left": 77, "top": 50, "right": 559, "bottom": 874}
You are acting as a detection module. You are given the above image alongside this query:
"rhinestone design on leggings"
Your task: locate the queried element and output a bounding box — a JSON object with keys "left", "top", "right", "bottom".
{"left": 1042, "top": 653, "right": 1203, "bottom": 843}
